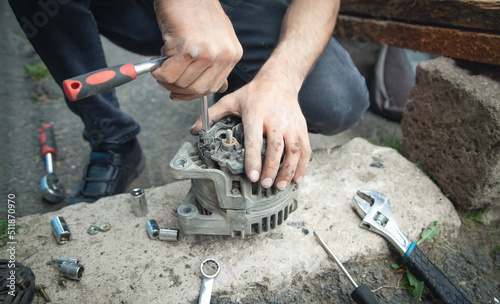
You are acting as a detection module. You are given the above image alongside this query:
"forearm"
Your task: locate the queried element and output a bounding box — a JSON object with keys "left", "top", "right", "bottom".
{"left": 257, "top": 0, "right": 340, "bottom": 92}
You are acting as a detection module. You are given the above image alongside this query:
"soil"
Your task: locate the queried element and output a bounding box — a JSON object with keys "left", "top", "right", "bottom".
{"left": 1, "top": 2, "right": 499, "bottom": 303}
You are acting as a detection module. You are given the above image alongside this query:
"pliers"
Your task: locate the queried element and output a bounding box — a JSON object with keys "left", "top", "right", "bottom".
{"left": 353, "top": 190, "right": 472, "bottom": 304}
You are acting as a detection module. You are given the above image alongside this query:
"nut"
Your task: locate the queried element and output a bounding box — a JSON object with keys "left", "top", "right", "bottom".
{"left": 99, "top": 223, "right": 111, "bottom": 232}
{"left": 87, "top": 225, "right": 100, "bottom": 235}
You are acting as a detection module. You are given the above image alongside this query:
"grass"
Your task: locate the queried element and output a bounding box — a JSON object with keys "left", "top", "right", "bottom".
{"left": 462, "top": 208, "right": 489, "bottom": 225}
{"left": 368, "top": 132, "right": 403, "bottom": 155}
{"left": 24, "top": 61, "right": 49, "bottom": 80}
{"left": 0, "top": 219, "right": 21, "bottom": 247}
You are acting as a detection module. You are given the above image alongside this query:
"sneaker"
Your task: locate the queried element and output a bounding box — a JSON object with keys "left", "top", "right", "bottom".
{"left": 67, "top": 138, "right": 145, "bottom": 205}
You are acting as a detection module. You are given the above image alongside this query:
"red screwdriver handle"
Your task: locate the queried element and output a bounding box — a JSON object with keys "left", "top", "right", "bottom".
{"left": 62, "top": 63, "right": 137, "bottom": 101}
{"left": 40, "top": 124, "right": 57, "bottom": 158}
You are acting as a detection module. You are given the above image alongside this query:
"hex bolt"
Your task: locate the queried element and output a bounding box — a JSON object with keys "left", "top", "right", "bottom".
{"left": 37, "top": 285, "right": 51, "bottom": 302}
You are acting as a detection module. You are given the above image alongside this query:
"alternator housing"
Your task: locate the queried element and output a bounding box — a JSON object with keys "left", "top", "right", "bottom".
{"left": 169, "top": 117, "right": 298, "bottom": 237}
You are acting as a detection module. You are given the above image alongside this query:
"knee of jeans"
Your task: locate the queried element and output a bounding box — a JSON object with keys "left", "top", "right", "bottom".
{"left": 302, "top": 72, "right": 369, "bottom": 136}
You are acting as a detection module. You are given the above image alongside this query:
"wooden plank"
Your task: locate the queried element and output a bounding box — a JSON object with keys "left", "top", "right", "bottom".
{"left": 339, "top": 0, "right": 500, "bottom": 32}
{"left": 334, "top": 15, "right": 500, "bottom": 65}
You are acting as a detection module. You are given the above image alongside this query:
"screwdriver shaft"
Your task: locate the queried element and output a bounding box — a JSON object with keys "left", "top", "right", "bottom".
{"left": 314, "top": 231, "right": 358, "bottom": 288}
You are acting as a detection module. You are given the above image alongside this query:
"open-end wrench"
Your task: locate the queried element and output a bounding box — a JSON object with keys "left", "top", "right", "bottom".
{"left": 353, "top": 190, "right": 471, "bottom": 304}
{"left": 198, "top": 258, "right": 220, "bottom": 304}
{"left": 62, "top": 56, "right": 168, "bottom": 101}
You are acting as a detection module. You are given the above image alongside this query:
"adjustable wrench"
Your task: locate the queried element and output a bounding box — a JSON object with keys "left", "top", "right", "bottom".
{"left": 353, "top": 190, "right": 471, "bottom": 304}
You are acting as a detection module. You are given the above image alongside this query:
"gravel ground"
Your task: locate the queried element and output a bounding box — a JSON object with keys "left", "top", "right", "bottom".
{"left": 1, "top": 2, "right": 499, "bottom": 303}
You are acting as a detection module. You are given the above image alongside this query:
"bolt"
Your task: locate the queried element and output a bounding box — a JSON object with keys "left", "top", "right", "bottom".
{"left": 37, "top": 285, "right": 51, "bottom": 302}
{"left": 58, "top": 279, "right": 67, "bottom": 288}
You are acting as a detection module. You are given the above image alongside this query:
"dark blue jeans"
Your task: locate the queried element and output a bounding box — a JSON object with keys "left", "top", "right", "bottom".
{"left": 9, "top": 0, "right": 369, "bottom": 149}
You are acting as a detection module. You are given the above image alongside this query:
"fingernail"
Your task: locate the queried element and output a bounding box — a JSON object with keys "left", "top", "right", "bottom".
{"left": 277, "top": 180, "right": 287, "bottom": 191}
{"left": 296, "top": 176, "right": 304, "bottom": 185}
{"left": 261, "top": 178, "right": 273, "bottom": 189}
{"left": 249, "top": 170, "right": 259, "bottom": 182}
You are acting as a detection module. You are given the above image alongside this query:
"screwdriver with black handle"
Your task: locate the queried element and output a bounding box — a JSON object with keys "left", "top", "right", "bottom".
{"left": 314, "top": 231, "right": 379, "bottom": 304}
{"left": 62, "top": 56, "right": 168, "bottom": 101}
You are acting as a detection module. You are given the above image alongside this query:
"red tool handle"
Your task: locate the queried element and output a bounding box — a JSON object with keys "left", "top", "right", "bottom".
{"left": 62, "top": 63, "right": 137, "bottom": 101}
{"left": 40, "top": 124, "right": 57, "bottom": 158}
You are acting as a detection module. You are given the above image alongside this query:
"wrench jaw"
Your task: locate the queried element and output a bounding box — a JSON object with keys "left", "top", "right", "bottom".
{"left": 353, "top": 190, "right": 412, "bottom": 256}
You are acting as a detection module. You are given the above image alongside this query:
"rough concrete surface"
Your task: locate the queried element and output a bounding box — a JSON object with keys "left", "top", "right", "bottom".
{"left": 2, "top": 138, "right": 461, "bottom": 303}
{"left": 401, "top": 57, "right": 500, "bottom": 210}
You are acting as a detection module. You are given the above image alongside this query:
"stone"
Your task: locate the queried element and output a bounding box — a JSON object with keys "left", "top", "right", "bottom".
{"left": 2, "top": 138, "right": 461, "bottom": 303}
{"left": 400, "top": 57, "right": 500, "bottom": 210}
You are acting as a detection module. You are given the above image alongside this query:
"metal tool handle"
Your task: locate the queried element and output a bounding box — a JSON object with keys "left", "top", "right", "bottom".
{"left": 406, "top": 245, "right": 471, "bottom": 304}
{"left": 198, "top": 277, "right": 214, "bottom": 304}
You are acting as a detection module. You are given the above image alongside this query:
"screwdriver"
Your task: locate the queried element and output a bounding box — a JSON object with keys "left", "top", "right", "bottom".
{"left": 63, "top": 56, "right": 168, "bottom": 101}
{"left": 313, "top": 231, "right": 379, "bottom": 304}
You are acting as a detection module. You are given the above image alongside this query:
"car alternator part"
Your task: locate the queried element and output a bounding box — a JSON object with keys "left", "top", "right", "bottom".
{"left": 51, "top": 216, "right": 72, "bottom": 244}
{"left": 169, "top": 117, "right": 299, "bottom": 237}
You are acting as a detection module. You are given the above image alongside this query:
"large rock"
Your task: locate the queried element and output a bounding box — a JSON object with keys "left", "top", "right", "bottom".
{"left": 401, "top": 57, "right": 500, "bottom": 210}
{"left": 3, "top": 138, "right": 461, "bottom": 303}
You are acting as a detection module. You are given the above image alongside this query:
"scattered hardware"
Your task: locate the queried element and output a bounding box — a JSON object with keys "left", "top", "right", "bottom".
{"left": 87, "top": 225, "right": 100, "bottom": 235}
{"left": 198, "top": 259, "right": 220, "bottom": 304}
{"left": 40, "top": 124, "right": 65, "bottom": 204}
{"left": 159, "top": 228, "right": 179, "bottom": 242}
{"left": 99, "top": 223, "right": 111, "bottom": 232}
{"left": 51, "top": 216, "right": 72, "bottom": 244}
{"left": 59, "top": 261, "right": 85, "bottom": 281}
{"left": 130, "top": 188, "right": 148, "bottom": 217}
{"left": 57, "top": 258, "right": 80, "bottom": 265}
{"left": 58, "top": 279, "right": 67, "bottom": 288}
{"left": 36, "top": 285, "right": 51, "bottom": 302}
{"left": 146, "top": 219, "right": 160, "bottom": 240}
{"left": 146, "top": 219, "right": 179, "bottom": 241}
{"left": 314, "top": 231, "right": 379, "bottom": 304}
{"left": 353, "top": 190, "right": 471, "bottom": 304}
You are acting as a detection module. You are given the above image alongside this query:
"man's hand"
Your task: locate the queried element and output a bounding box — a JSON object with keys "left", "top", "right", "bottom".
{"left": 152, "top": 0, "right": 242, "bottom": 101}
{"left": 190, "top": 74, "right": 312, "bottom": 190}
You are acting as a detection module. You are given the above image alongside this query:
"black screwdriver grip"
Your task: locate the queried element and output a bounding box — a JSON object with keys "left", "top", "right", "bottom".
{"left": 351, "top": 284, "right": 379, "bottom": 304}
{"left": 406, "top": 245, "right": 471, "bottom": 304}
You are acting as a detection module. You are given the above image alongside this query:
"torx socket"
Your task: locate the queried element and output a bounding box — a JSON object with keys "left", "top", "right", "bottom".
{"left": 130, "top": 188, "right": 148, "bottom": 217}
{"left": 159, "top": 228, "right": 179, "bottom": 242}
{"left": 51, "top": 216, "right": 72, "bottom": 244}
{"left": 146, "top": 219, "right": 160, "bottom": 240}
{"left": 59, "top": 261, "right": 85, "bottom": 281}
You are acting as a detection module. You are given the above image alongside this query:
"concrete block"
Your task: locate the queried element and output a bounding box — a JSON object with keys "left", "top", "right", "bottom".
{"left": 401, "top": 57, "right": 500, "bottom": 210}
{"left": 4, "top": 138, "right": 460, "bottom": 303}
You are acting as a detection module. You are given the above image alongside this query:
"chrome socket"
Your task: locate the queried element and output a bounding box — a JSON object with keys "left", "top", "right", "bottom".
{"left": 51, "top": 216, "right": 72, "bottom": 244}
{"left": 130, "top": 188, "right": 148, "bottom": 217}
{"left": 57, "top": 258, "right": 79, "bottom": 264}
{"left": 146, "top": 219, "right": 160, "bottom": 240}
{"left": 59, "top": 261, "right": 85, "bottom": 281}
{"left": 159, "top": 228, "right": 179, "bottom": 242}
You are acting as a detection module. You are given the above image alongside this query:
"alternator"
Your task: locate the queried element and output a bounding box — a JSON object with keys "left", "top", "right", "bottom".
{"left": 169, "top": 117, "right": 298, "bottom": 237}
